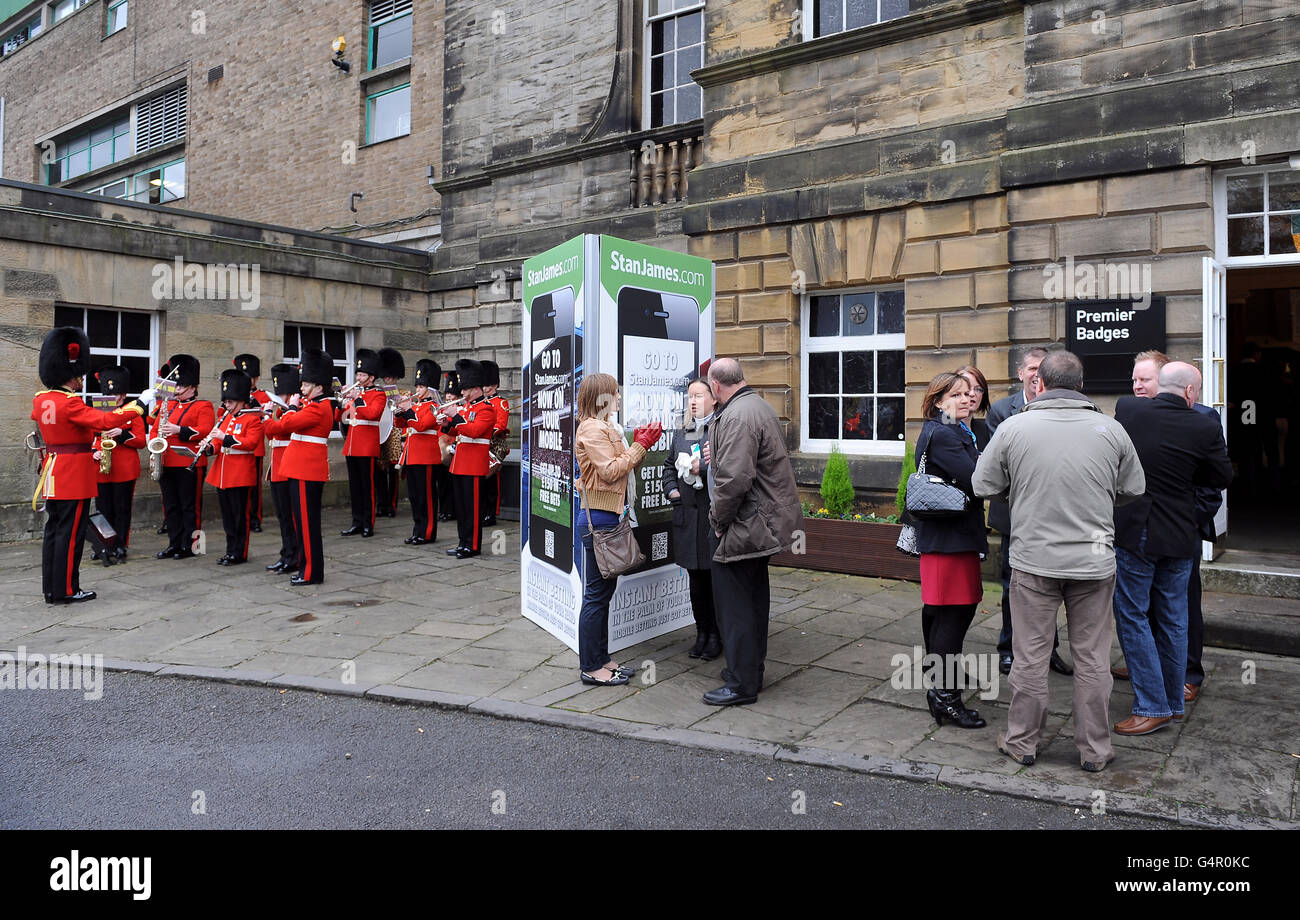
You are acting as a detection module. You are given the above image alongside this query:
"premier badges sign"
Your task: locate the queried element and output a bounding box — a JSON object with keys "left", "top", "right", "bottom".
{"left": 1066, "top": 297, "right": 1166, "bottom": 393}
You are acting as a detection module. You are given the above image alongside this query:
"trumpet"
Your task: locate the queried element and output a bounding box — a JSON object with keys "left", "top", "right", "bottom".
{"left": 334, "top": 378, "right": 364, "bottom": 401}
{"left": 97, "top": 437, "right": 116, "bottom": 475}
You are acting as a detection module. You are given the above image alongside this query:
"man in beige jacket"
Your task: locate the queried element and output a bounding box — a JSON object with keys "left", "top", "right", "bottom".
{"left": 973, "top": 350, "right": 1146, "bottom": 772}
{"left": 702, "top": 358, "right": 802, "bottom": 706}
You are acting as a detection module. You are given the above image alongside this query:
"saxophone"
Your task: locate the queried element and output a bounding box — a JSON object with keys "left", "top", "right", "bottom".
{"left": 98, "top": 437, "right": 116, "bottom": 475}
{"left": 147, "top": 395, "right": 173, "bottom": 481}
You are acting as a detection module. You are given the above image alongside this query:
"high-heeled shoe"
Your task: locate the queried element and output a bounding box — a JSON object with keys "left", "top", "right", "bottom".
{"left": 688, "top": 631, "right": 708, "bottom": 659}
{"left": 926, "top": 689, "right": 986, "bottom": 729}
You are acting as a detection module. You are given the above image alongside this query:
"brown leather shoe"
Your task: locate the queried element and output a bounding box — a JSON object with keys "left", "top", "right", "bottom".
{"left": 1184, "top": 682, "right": 1201, "bottom": 702}
{"left": 1114, "top": 715, "right": 1173, "bottom": 735}
{"left": 1110, "top": 665, "right": 1129, "bottom": 680}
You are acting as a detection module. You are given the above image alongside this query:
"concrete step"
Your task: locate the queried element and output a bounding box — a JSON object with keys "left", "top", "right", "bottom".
{"left": 1202, "top": 550, "right": 1300, "bottom": 600}
{"left": 1202, "top": 591, "right": 1300, "bottom": 658}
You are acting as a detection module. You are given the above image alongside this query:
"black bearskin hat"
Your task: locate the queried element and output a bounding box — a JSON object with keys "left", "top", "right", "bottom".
{"left": 413, "top": 359, "right": 442, "bottom": 388}
{"left": 233, "top": 353, "right": 261, "bottom": 377}
{"left": 39, "top": 326, "right": 91, "bottom": 389}
{"left": 270, "top": 363, "right": 300, "bottom": 397}
{"left": 219, "top": 369, "right": 252, "bottom": 403}
{"left": 379, "top": 347, "right": 405, "bottom": 380}
{"left": 480, "top": 359, "right": 500, "bottom": 388}
{"left": 355, "top": 348, "right": 383, "bottom": 377}
{"left": 167, "top": 353, "right": 201, "bottom": 387}
{"left": 94, "top": 364, "right": 131, "bottom": 396}
{"left": 454, "top": 358, "right": 483, "bottom": 390}
{"left": 299, "top": 348, "right": 335, "bottom": 392}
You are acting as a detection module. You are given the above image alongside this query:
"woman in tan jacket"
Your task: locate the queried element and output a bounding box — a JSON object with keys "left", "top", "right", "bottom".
{"left": 574, "top": 373, "right": 661, "bottom": 686}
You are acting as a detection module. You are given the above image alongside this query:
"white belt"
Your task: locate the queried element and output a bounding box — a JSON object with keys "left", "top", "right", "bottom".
{"left": 350, "top": 419, "right": 380, "bottom": 427}
{"left": 225, "top": 448, "right": 254, "bottom": 455}
{"left": 291, "top": 433, "right": 329, "bottom": 444}
{"left": 408, "top": 429, "right": 438, "bottom": 436}
{"left": 269, "top": 439, "right": 290, "bottom": 448}
{"left": 459, "top": 437, "right": 490, "bottom": 445}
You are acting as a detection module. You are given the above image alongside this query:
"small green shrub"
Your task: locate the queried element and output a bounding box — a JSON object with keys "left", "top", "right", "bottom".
{"left": 820, "top": 444, "right": 855, "bottom": 518}
{"left": 896, "top": 440, "right": 916, "bottom": 515}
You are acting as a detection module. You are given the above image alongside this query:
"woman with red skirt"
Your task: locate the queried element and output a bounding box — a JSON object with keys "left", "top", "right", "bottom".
{"left": 914, "top": 371, "right": 987, "bottom": 729}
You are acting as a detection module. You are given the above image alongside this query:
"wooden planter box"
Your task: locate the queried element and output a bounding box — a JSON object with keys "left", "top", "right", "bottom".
{"left": 772, "top": 517, "right": 920, "bottom": 582}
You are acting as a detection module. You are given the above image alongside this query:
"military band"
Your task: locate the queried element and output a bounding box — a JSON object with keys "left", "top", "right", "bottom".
{"left": 29, "top": 338, "right": 512, "bottom": 600}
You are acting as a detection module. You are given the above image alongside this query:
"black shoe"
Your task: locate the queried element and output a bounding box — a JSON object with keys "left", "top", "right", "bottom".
{"left": 266, "top": 560, "right": 288, "bottom": 572}
{"left": 702, "top": 686, "right": 757, "bottom": 706}
{"left": 157, "top": 547, "right": 181, "bottom": 559}
{"left": 114, "top": 547, "right": 127, "bottom": 561}
{"left": 688, "top": 631, "right": 708, "bottom": 658}
{"left": 1049, "top": 651, "right": 1074, "bottom": 675}
{"left": 446, "top": 546, "right": 464, "bottom": 556}
{"left": 438, "top": 513, "right": 454, "bottom": 522}
{"left": 700, "top": 633, "right": 723, "bottom": 661}
{"left": 455, "top": 547, "right": 480, "bottom": 559}
{"left": 90, "top": 549, "right": 102, "bottom": 561}
{"left": 361, "top": 528, "right": 374, "bottom": 538}
{"left": 580, "top": 669, "right": 630, "bottom": 686}
{"left": 482, "top": 516, "right": 496, "bottom": 526}
{"left": 174, "top": 549, "right": 196, "bottom": 559}
{"left": 250, "top": 522, "right": 262, "bottom": 533}
{"left": 216, "top": 555, "right": 234, "bottom": 566}
{"left": 51, "top": 589, "right": 97, "bottom": 605}
{"left": 289, "top": 576, "right": 316, "bottom": 586}
{"left": 999, "top": 653, "right": 1013, "bottom": 675}
{"left": 340, "top": 526, "right": 364, "bottom": 536}
{"left": 405, "top": 536, "right": 429, "bottom": 545}
{"left": 927, "top": 689, "right": 986, "bottom": 729}
{"left": 156, "top": 523, "right": 168, "bottom": 534}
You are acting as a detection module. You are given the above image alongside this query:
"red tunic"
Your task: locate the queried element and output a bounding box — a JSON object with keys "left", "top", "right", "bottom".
{"left": 265, "top": 398, "right": 334, "bottom": 482}
{"left": 342, "top": 387, "right": 385, "bottom": 457}
{"left": 206, "top": 410, "right": 266, "bottom": 489}
{"left": 396, "top": 400, "right": 444, "bottom": 466}
{"left": 448, "top": 397, "right": 495, "bottom": 477}
{"left": 489, "top": 394, "right": 510, "bottom": 438}
{"left": 249, "top": 389, "right": 271, "bottom": 457}
{"left": 95, "top": 403, "right": 147, "bottom": 484}
{"left": 149, "top": 398, "right": 217, "bottom": 468}
{"left": 31, "top": 390, "right": 128, "bottom": 501}
{"left": 264, "top": 406, "right": 296, "bottom": 483}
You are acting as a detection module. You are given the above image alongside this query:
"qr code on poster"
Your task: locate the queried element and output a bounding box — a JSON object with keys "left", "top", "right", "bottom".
{"left": 544, "top": 529, "right": 555, "bottom": 559}
{"left": 651, "top": 531, "right": 667, "bottom": 561}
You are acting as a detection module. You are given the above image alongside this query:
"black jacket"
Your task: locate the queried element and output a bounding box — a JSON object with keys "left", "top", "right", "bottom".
{"left": 1192, "top": 402, "right": 1225, "bottom": 543}
{"left": 914, "top": 415, "right": 988, "bottom": 556}
{"left": 1114, "top": 393, "right": 1234, "bottom": 558}
{"left": 984, "top": 389, "right": 1027, "bottom": 534}
{"left": 662, "top": 419, "right": 712, "bottom": 570}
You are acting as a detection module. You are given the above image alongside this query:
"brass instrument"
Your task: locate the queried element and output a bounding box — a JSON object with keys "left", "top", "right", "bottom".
{"left": 97, "top": 437, "right": 116, "bottom": 475}
{"left": 382, "top": 387, "right": 410, "bottom": 466}
{"left": 147, "top": 367, "right": 181, "bottom": 481}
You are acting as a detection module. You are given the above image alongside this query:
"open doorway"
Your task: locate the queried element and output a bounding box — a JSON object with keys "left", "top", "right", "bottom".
{"left": 1224, "top": 265, "right": 1300, "bottom": 555}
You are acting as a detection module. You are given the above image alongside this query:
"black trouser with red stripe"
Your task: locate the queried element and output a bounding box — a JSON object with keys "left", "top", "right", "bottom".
{"left": 216, "top": 485, "right": 251, "bottom": 561}
{"left": 452, "top": 473, "right": 483, "bottom": 551}
{"left": 43, "top": 497, "right": 90, "bottom": 600}
{"left": 289, "top": 478, "right": 324, "bottom": 583}
{"left": 376, "top": 464, "right": 399, "bottom": 517}
{"left": 435, "top": 464, "right": 455, "bottom": 517}
{"left": 405, "top": 464, "right": 438, "bottom": 541}
{"left": 247, "top": 457, "right": 264, "bottom": 528}
{"left": 345, "top": 455, "right": 376, "bottom": 529}
{"left": 160, "top": 466, "right": 202, "bottom": 554}
{"left": 269, "top": 479, "right": 298, "bottom": 566}
{"left": 95, "top": 480, "right": 136, "bottom": 549}
{"left": 482, "top": 470, "right": 500, "bottom": 520}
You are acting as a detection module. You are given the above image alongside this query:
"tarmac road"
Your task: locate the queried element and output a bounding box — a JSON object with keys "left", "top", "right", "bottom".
{"left": 0, "top": 670, "right": 1173, "bottom": 830}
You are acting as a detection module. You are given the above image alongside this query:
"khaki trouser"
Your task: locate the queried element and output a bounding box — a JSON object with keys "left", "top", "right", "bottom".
{"left": 1004, "top": 570, "right": 1115, "bottom": 767}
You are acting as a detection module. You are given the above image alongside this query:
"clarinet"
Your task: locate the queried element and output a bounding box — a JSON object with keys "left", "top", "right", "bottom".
{"left": 187, "top": 408, "right": 235, "bottom": 471}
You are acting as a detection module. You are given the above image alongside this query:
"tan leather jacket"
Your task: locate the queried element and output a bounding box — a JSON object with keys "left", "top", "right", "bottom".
{"left": 575, "top": 417, "right": 647, "bottom": 514}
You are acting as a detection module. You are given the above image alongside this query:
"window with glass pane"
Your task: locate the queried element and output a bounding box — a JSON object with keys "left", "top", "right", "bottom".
{"left": 1227, "top": 169, "right": 1300, "bottom": 257}
{"left": 369, "top": 0, "right": 413, "bottom": 69}
{"left": 48, "top": 118, "right": 130, "bottom": 184}
{"left": 131, "top": 159, "right": 185, "bottom": 204}
{"left": 285, "top": 324, "right": 353, "bottom": 436}
{"left": 647, "top": 1, "right": 704, "bottom": 128}
{"left": 367, "top": 84, "right": 411, "bottom": 143}
{"left": 803, "top": 289, "right": 906, "bottom": 451}
{"left": 53, "top": 0, "right": 92, "bottom": 23}
{"left": 107, "top": 1, "right": 127, "bottom": 35}
{"left": 812, "top": 0, "right": 909, "bottom": 38}
{"left": 2, "top": 14, "right": 42, "bottom": 57}
{"left": 52, "top": 305, "right": 155, "bottom": 396}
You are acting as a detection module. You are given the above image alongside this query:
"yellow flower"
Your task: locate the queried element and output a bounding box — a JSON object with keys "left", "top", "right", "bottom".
{"left": 817, "top": 507, "right": 828, "bottom": 514}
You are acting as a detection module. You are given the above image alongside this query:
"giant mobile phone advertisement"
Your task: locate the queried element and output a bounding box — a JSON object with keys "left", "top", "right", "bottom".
{"left": 521, "top": 235, "right": 715, "bottom": 654}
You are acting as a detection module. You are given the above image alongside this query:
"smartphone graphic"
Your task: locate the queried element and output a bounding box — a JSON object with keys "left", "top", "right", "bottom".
{"left": 528, "top": 286, "right": 575, "bottom": 573}
{"left": 616, "top": 286, "right": 700, "bottom": 572}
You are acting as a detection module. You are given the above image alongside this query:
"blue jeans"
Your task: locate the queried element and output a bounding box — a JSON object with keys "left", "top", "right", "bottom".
{"left": 577, "top": 516, "right": 619, "bottom": 673}
{"left": 1113, "top": 530, "right": 1192, "bottom": 718}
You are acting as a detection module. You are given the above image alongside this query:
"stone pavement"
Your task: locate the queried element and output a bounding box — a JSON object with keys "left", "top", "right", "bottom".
{"left": 2, "top": 510, "right": 1297, "bottom": 828}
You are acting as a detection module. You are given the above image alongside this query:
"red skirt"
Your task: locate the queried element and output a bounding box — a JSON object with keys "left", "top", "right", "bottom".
{"left": 919, "top": 552, "right": 983, "bottom": 605}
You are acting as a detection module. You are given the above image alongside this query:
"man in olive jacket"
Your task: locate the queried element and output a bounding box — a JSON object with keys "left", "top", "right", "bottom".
{"left": 973, "top": 350, "right": 1145, "bottom": 772}
{"left": 702, "top": 358, "right": 802, "bottom": 706}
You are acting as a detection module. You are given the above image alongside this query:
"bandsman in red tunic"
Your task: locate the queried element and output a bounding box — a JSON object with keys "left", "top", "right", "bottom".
{"left": 340, "top": 348, "right": 385, "bottom": 537}
{"left": 445, "top": 359, "right": 495, "bottom": 559}
{"left": 481, "top": 359, "right": 510, "bottom": 526}
{"left": 263, "top": 363, "right": 301, "bottom": 573}
{"left": 91, "top": 365, "right": 147, "bottom": 561}
{"left": 31, "top": 327, "right": 137, "bottom": 604}
{"left": 376, "top": 347, "right": 405, "bottom": 520}
{"left": 202, "top": 369, "right": 265, "bottom": 566}
{"left": 394, "top": 359, "right": 443, "bottom": 545}
{"left": 435, "top": 369, "right": 460, "bottom": 522}
{"left": 233, "top": 353, "right": 269, "bottom": 534}
{"left": 148, "top": 354, "right": 215, "bottom": 560}
{"left": 264, "top": 349, "right": 335, "bottom": 585}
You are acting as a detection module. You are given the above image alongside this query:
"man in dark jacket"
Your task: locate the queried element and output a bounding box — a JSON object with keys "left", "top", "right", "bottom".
{"left": 1112, "top": 362, "right": 1233, "bottom": 736}
{"left": 985, "top": 347, "right": 1070, "bottom": 676}
{"left": 701, "top": 358, "right": 802, "bottom": 706}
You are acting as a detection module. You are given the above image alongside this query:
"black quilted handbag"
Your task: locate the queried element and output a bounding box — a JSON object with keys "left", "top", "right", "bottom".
{"left": 904, "top": 450, "right": 969, "bottom": 520}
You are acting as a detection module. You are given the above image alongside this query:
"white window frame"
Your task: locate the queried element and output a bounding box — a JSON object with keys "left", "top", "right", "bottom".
{"left": 1215, "top": 163, "right": 1300, "bottom": 267}
{"left": 51, "top": 0, "right": 91, "bottom": 25}
{"left": 106, "top": 0, "right": 127, "bottom": 36}
{"left": 800, "top": 0, "right": 911, "bottom": 41}
{"left": 642, "top": 0, "right": 705, "bottom": 130}
{"left": 800, "top": 286, "right": 906, "bottom": 457}
{"left": 53, "top": 304, "right": 160, "bottom": 398}
{"left": 284, "top": 323, "right": 355, "bottom": 439}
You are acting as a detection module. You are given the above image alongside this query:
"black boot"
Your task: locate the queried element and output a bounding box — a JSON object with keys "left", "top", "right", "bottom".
{"left": 926, "top": 689, "right": 986, "bottom": 729}
{"left": 700, "top": 633, "right": 723, "bottom": 661}
{"left": 688, "top": 630, "right": 708, "bottom": 659}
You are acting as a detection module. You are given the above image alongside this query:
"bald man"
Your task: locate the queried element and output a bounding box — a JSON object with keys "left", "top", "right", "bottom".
{"left": 1111, "top": 363, "right": 1233, "bottom": 736}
